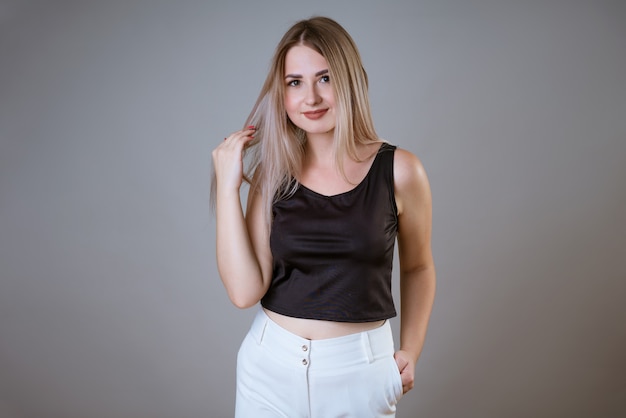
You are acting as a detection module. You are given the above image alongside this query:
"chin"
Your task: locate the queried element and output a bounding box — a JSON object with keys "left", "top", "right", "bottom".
{"left": 299, "top": 123, "right": 335, "bottom": 136}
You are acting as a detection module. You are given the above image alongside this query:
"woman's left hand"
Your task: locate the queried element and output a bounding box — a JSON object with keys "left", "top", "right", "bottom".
{"left": 394, "top": 350, "right": 416, "bottom": 394}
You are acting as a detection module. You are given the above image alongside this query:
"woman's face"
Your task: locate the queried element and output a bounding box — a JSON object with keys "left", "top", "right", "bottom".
{"left": 283, "top": 45, "right": 336, "bottom": 137}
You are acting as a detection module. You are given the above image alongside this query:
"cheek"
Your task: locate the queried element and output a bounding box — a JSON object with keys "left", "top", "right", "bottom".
{"left": 284, "top": 94, "right": 299, "bottom": 117}
{"left": 321, "top": 87, "right": 335, "bottom": 106}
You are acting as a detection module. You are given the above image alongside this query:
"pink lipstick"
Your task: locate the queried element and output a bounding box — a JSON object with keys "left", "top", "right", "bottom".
{"left": 303, "top": 109, "right": 328, "bottom": 120}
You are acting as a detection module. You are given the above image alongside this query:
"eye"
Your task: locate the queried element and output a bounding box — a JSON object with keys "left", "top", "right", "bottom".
{"left": 320, "top": 75, "right": 330, "bottom": 83}
{"left": 287, "top": 79, "right": 300, "bottom": 87}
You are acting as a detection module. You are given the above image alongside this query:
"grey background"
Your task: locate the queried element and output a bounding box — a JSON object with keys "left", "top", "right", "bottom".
{"left": 1, "top": 0, "right": 625, "bottom": 417}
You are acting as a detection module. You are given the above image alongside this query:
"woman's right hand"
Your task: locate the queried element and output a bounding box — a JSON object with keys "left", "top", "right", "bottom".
{"left": 211, "top": 126, "right": 256, "bottom": 193}
{"left": 212, "top": 125, "right": 269, "bottom": 308}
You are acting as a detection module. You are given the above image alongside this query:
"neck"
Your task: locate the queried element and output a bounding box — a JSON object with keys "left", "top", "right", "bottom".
{"left": 305, "top": 130, "right": 335, "bottom": 165}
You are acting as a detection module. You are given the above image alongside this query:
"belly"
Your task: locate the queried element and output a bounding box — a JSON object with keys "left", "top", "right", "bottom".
{"left": 263, "top": 308, "right": 385, "bottom": 340}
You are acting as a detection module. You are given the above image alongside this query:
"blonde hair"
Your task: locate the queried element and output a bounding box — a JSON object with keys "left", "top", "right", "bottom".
{"left": 217, "top": 17, "right": 381, "bottom": 224}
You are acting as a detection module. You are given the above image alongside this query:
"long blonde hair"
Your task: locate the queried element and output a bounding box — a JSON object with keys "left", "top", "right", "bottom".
{"left": 222, "top": 17, "right": 380, "bottom": 224}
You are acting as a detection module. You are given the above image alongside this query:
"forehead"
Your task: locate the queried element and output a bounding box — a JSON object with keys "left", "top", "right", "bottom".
{"left": 284, "top": 45, "right": 328, "bottom": 73}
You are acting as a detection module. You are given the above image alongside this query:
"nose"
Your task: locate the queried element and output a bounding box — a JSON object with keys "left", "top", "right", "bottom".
{"left": 304, "top": 84, "right": 321, "bottom": 106}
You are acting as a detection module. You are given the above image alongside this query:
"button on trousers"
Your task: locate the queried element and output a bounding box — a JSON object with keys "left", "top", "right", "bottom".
{"left": 235, "top": 308, "right": 403, "bottom": 417}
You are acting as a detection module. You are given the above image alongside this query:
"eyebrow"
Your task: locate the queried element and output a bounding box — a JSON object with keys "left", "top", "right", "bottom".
{"left": 285, "top": 69, "right": 329, "bottom": 79}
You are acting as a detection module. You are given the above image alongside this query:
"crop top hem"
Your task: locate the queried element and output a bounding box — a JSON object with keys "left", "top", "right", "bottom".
{"left": 260, "top": 301, "right": 397, "bottom": 323}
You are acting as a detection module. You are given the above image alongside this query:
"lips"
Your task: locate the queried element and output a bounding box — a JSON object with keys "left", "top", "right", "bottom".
{"left": 302, "top": 109, "right": 328, "bottom": 120}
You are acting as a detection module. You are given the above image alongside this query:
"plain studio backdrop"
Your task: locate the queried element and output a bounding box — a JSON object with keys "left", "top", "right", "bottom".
{"left": 1, "top": 1, "right": 625, "bottom": 417}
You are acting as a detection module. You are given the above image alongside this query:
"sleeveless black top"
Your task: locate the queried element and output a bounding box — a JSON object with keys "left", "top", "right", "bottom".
{"left": 261, "top": 143, "right": 398, "bottom": 322}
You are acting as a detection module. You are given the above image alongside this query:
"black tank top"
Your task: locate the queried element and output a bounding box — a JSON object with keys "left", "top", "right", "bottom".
{"left": 261, "top": 143, "right": 398, "bottom": 322}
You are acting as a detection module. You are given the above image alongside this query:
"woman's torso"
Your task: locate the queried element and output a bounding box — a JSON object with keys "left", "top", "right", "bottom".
{"left": 263, "top": 141, "right": 395, "bottom": 340}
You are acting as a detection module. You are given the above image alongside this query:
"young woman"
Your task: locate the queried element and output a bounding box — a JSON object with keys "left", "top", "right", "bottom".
{"left": 212, "top": 16, "right": 435, "bottom": 417}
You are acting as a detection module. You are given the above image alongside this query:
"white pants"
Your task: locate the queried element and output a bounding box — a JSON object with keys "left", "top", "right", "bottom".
{"left": 235, "top": 309, "right": 403, "bottom": 417}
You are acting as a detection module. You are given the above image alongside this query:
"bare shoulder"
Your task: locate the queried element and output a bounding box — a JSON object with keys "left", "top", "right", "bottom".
{"left": 393, "top": 147, "right": 432, "bottom": 216}
{"left": 393, "top": 147, "right": 430, "bottom": 192}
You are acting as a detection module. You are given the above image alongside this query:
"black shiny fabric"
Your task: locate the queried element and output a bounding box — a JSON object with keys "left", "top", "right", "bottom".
{"left": 262, "top": 143, "right": 398, "bottom": 322}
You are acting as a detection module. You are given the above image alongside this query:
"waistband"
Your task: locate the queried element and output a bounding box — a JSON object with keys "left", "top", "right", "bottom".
{"left": 248, "top": 308, "right": 395, "bottom": 370}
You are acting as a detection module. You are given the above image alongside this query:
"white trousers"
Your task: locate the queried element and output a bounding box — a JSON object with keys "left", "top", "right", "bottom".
{"left": 235, "top": 309, "right": 403, "bottom": 417}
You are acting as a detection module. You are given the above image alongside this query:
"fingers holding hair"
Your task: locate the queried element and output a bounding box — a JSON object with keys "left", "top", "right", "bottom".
{"left": 223, "top": 125, "right": 256, "bottom": 142}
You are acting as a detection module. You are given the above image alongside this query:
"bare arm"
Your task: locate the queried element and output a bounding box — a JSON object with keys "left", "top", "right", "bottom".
{"left": 393, "top": 148, "right": 436, "bottom": 394}
{"left": 212, "top": 127, "right": 272, "bottom": 308}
